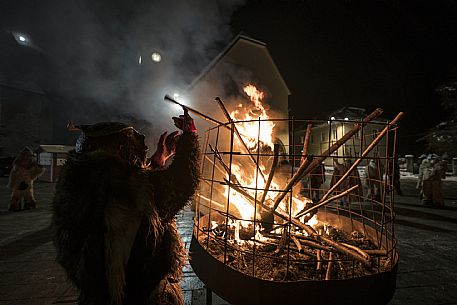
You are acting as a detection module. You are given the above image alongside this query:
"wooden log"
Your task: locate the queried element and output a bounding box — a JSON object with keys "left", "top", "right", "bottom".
{"left": 325, "top": 252, "right": 334, "bottom": 280}
{"left": 259, "top": 144, "right": 280, "bottom": 206}
{"left": 341, "top": 243, "right": 371, "bottom": 261}
{"left": 300, "top": 123, "right": 313, "bottom": 164}
{"left": 291, "top": 236, "right": 303, "bottom": 253}
{"left": 271, "top": 108, "right": 384, "bottom": 211}
{"left": 316, "top": 250, "right": 322, "bottom": 271}
{"left": 364, "top": 249, "right": 388, "bottom": 256}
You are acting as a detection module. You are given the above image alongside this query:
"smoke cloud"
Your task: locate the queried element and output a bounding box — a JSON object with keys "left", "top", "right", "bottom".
{"left": 1, "top": 0, "right": 245, "bottom": 146}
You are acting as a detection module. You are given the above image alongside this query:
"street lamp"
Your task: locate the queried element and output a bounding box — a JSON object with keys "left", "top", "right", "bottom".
{"left": 151, "top": 52, "right": 162, "bottom": 62}
{"left": 12, "top": 32, "right": 31, "bottom": 46}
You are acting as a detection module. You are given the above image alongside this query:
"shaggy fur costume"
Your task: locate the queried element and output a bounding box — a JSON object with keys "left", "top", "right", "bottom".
{"left": 8, "top": 149, "right": 44, "bottom": 211}
{"left": 53, "top": 131, "right": 199, "bottom": 305}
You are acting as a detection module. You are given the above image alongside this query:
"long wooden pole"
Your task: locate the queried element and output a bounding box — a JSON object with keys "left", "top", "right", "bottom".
{"left": 164, "top": 95, "right": 228, "bottom": 127}
{"left": 259, "top": 144, "right": 280, "bottom": 206}
{"left": 301, "top": 123, "right": 313, "bottom": 164}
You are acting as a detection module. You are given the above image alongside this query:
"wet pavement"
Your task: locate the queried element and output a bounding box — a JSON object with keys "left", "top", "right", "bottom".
{"left": 0, "top": 176, "right": 457, "bottom": 305}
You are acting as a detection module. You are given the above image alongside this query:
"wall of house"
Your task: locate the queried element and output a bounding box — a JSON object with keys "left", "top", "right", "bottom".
{"left": 0, "top": 85, "right": 53, "bottom": 156}
{"left": 294, "top": 121, "right": 388, "bottom": 167}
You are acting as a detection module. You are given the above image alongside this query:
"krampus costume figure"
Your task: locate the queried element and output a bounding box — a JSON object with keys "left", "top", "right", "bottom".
{"left": 52, "top": 110, "right": 200, "bottom": 305}
{"left": 8, "top": 148, "right": 44, "bottom": 211}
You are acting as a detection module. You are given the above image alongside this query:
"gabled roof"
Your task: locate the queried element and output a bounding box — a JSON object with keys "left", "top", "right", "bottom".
{"left": 36, "top": 145, "right": 74, "bottom": 154}
{"left": 329, "top": 107, "right": 367, "bottom": 120}
{"left": 186, "top": 33, "right": 290, "bottom": 94}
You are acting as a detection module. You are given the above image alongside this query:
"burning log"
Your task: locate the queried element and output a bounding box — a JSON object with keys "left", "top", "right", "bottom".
{"left": 291, "top": 235, "right": 303, "bottom": 253}
{"left": 325, "top": 252, "right": 334, "bottom": 280}
{"left": 294, "top": 112, "right": 405, "bottom": 219}
{"left": 215, "top": 97, "right": 267, "bottom": 183}
{"left": 271, "top": 108, "right": 384, "bottom": 212}
{"left": 259, "top": 143, "right": 280, "bottom": 206}
{"left": 316, "top": 250, "right": 322, "bottom": 271}
{"left": 365, "top": 249, "right": 388, "bottom": 256}
{"left": 341, "top": 243, "right": 371, "bottom": 261}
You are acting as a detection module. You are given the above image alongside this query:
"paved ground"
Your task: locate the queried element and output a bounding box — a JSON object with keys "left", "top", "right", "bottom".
{"left": 0, "top": 175, "right": 457, "bottom": 305}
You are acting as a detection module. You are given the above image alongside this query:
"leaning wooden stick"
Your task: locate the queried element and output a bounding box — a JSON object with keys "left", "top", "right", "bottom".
{"left": 164, "top": 95, "right": 227, "bottom": 127}
{"left": 271, "top": 108, "right": 384, "bottom": 211}
{"left": 259, "top": 144, "right": 280, "bottom": 206}
{"left": 301, "top": 123, "right": 313, "bottom": 164}
{"left": 326, "top": 252, "right": 334, "bottom": 280}
{"left": 215, "top": 97, "right": 267, "bottom": 183}
{"left": 294, "top": 112, "right": 405, "bottom": 219}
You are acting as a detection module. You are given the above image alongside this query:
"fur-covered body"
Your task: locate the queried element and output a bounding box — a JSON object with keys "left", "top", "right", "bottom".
{"left": 8, "top": 151, "right": 44, "bottom": 211}
{"left": 53, "top": 132, "right": 199, "bottom": 305}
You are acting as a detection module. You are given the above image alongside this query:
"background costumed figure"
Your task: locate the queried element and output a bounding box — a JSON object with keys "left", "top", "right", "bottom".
{"left": 7, "top": 148, "right": 44, "bottom": 211}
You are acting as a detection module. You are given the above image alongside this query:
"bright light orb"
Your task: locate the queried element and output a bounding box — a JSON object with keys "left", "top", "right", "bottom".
{"left": 151, "top": 52, "right": 162, "bottom": 62}
{"left": 138, "top": 56, "right": 142, "bottom": 64}
{"left": 14, "top": 33, "right": 30, "bottom": 46}
{"left": 330, "top": 116, "right": 335, "bottom": 120}
{"left": 344, "top": 117, "right": 349, "bottom": 121}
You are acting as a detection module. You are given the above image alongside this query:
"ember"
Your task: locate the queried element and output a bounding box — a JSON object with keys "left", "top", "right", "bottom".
{"left": 190, "top": 86, "right": 402, "bottom": 305}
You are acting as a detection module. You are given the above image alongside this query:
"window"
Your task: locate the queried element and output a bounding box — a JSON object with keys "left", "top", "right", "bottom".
{"left": 332, "top": 129, "right": 338, "bottom": 139}
{"left": 39, "top": 153, "right": 52, "bottom": 166}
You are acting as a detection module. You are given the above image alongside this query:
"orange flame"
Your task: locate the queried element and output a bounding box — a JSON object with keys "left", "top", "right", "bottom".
{"left": 220, "top": 84, "right": 317, "bottom": 241}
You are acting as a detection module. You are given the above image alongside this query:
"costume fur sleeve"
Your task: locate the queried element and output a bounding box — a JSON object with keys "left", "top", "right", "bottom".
{"left": 149, "top": 131, "right": 200, "bottom": 220}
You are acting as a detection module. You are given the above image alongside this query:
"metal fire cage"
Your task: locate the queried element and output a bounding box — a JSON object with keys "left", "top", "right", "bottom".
{"left": 190, "top": 113, "right": 401, "bottom": 305}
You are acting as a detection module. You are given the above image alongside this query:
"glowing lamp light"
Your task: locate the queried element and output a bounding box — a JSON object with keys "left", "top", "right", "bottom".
{"left": 330, "top": 116, "right": 335, "bottom": 120}
{"left": 13, "top": 33, "right": 31, "bottom": 46}
{"left": 344, "top": 117, "right": 349, "bottom": 121}
{"left": 138, "top": 56, "right": 142, "bottom": 64}
{"left": 151, "top": 52, "right": 162, "bottom": 62}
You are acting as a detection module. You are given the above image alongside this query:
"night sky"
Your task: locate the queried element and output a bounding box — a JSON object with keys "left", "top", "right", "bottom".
{"left": 230, "top": 1, "right": 457, "bottom": 154}
{"left": 1, "top": 0, "right": 457, "bottom": 155}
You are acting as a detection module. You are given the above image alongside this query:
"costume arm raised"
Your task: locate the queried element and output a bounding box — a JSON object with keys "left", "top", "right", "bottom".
{"left": 150, "top": 131, "right": 200, "bottom": 220}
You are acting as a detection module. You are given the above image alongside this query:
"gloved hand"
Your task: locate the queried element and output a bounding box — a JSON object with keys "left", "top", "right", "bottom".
{"left": 151, "top": 131, "right": 180, "bottom": 168}
{"left": 172, "top": 108, "right": 197, "bottom": 133}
